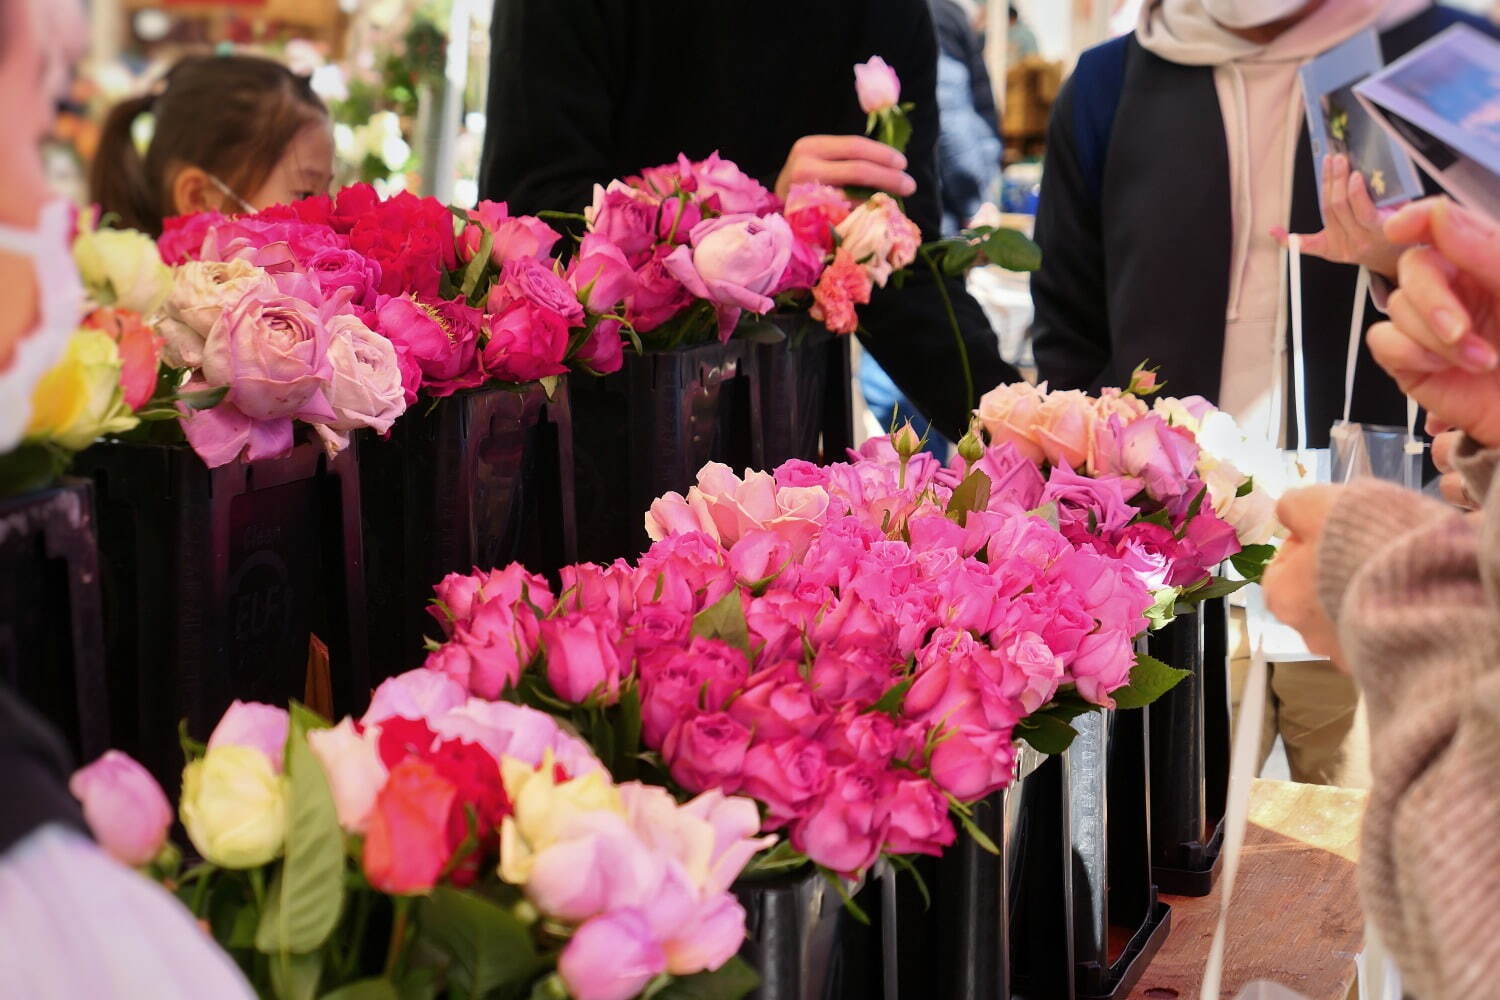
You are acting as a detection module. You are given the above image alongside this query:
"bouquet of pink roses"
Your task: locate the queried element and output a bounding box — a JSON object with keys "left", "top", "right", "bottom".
{"left": 69, "top": 668, "right": 765, "bottom": 1000}
{"left": 415, "top": 432, "right": 1183, "bottom": 881}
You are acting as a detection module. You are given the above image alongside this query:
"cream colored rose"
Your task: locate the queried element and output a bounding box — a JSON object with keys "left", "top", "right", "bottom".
{"left": 307, "top": 718, "right": 387, "bottom": 834}
{"left": 180, "top": 745, "right": 288, "bottom": 869}
{"left": 157, "top": 260, "right": 273, "bottom": 369}
{"left": 312, "top": 314, "right": 409, "bottom": 455}
{"left": 834, "top": 193, "right": 921, "bottom": 288}
{"left": 498, "top": 754, "right": 622, "bottom": 886}
{"left": 976, "top": 381, "right": 1047, "bottom": 463}
{"left": 74, "top": 227, "right": 173, "bottom": 319}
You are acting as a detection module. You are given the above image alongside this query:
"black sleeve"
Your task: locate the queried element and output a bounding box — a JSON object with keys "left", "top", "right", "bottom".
{"left": 1030, "top": 76, "right": 1112, "bottom": 392}
{"left": 857, "top": 0, "right": 1020, "bottom": 442}
{"left": 478, "top": 0, "right": 620, "bottom": 215}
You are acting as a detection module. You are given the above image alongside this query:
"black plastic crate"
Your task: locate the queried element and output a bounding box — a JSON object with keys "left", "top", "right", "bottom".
{"left": 0, "top": 480, "right": 108, "bottom": 762}
{"left": 570, "top": 341, "right": 763, "bottom": 564}
{"left": 735, "top": 867, "right": 850, "bottom": 1000}
{"left": 359, "top": 382, "right": 577, "bottom": 679}
{"left": 757, "top": 323, "right": 854, "bottom": 469}
{"left": 1147, "top": 600, "right": 1230, "bottom": 896}
{"left": 73, "top": 441, "right": 369, "bottom": 786}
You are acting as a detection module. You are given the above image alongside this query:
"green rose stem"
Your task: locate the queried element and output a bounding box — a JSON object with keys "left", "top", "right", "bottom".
{"left": 921, "top": 246, "right": 975, "bottom": 418}
{"left": 249, "top": 867, "right": 267, "bottom": 913}
{"left": 340, "top": 890, "right": 375, "bottom": 981}
{"left": 384, "top": 897, "right": 414, "bottom": 978}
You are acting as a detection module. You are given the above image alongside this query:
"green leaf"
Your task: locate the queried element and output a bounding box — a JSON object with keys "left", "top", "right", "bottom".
{"left": 691, "top": 588, "right": 750, "bottom": 654}
{"left": 418, "top": 886, "right": 541, "bottom": 997}
{"left": 1179, "top": 576, "right": 1251, "bottom": 605}
{"left": 885, "top": 107, "right": 914, "bottom": 155}
{"left": 651, "top": 957, "right": 761, "bottom": 1000}
{"left": 736, "top": 318, "right": 786, "bottom": 344}
{"left": 615, "top": 685, "right": 643, "bottom": 782}
{"left": 865, "top": 677, "right": 913, "bottom": 717}
{"left": 739, "top": 840, "right": 809, "bottom": 879}
{"left": 267, "top": 949, "right": 322, "bottom": 1000}
{"left": 320, "top": 980, "right": 399, "bottom": 1000}
{"left": 1026, "top": 501, "right": 1060, "bottom": 532}
{"left": 955, "top": 809, "right": 1001, "bottom": 855}
{"left": 945, "top": 469, "right": 992, "bottom": 526}
{"left": 887, "top": 854, "right": 931, "bottom": 909}
{"left": 174, "top": 385, "right": 230, "bottom": 411}
{"left": 1236, "top": 476, "right": 1256, "bottom": 498}
{"left": 539, "top": 375, "right": 562, "bottom": 400}
{"left": 980, "top": 228, "right": 1042, "bottom": 272}
{"left": 289, "top": 701, "right": 332, "bottom": 742}
{"left": 1230, "top": 543, "right": 1277, "bottom": 584}
{"left": 819, "top": 868, "right": 870, "bottom": 925}
{"left": 179, "top": 718, "right": 206, "bottom": 763}
{"left": 256, "top": 733, "right": 345, "bottom": 955}
{"left": 1016, "top": 713, "right": 1084, "bottom": 755}
{"left": 1110, "top": 652, "right": 1191, "bottom": 710}
{"left": 459, "top": 227, "right": 493, "bottom": 299}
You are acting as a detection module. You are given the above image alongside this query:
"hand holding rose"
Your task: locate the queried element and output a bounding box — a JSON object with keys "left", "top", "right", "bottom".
{"left": 774, "top": 135, "right": 915, "bottom": 201}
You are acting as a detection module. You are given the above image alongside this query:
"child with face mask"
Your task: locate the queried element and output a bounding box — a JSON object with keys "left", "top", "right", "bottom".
{"left": 0, "top": 2, "right": 256, "bottom": 994}
{"left": 90, "top": 53, "right": 335, "bottom": 237}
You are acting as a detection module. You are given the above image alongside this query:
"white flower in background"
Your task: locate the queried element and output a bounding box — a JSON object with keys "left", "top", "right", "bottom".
{"left": 1195, "top": 409, "right": 1302, "bottom": 546}
{"left": 310, "top": 64, "right": 349, "bottom": 103}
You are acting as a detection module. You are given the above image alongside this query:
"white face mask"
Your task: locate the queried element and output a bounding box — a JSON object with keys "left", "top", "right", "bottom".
{"left": 0, "top": 200, "right": 84, "bottom": 454}
{"left": 1200, "top": 0, "right": 1309, "bottom": 29}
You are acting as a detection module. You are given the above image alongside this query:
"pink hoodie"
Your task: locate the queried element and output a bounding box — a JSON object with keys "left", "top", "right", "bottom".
{"left": 1135, "top": 0, "right": 1431, "bottom": 443}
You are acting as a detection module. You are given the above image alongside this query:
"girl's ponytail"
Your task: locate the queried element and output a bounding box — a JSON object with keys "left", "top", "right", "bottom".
{"left": 88, "top": 93, "right": 159, "bottom": 234}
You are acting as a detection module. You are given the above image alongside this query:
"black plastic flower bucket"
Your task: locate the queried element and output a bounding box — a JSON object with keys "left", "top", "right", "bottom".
{"left": 734, "top": 866, "right": 851, "bottom": 1000}
{"left": 73, "top": 440, "right": 369, "bottom": 786}
{"left": 1146, "top": 599, "right": 1231, "bottom": 895}
{"left": 569, "top": 340, "right": 764, "bottom": 565}
{"left": 0, "top": 480, "right": 109, "bottom": 762}
{"left": 757, "top": 321, "right": 854, "bottom": 469}
{"left": 358, "top": 381, "right": 577, "bottom": 679}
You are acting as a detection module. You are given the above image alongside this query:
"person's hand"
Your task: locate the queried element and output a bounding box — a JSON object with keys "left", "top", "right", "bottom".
{"left": 1263, "top": 485, "right": 1349, "bottom": 670}
{"left": 1365, "top": 198, "right": 1500, "bottom": 449}
{"left": 774, "top": 135, "right": 915, "bottom": 201}
{"left": 1272, "top": 154, "right": 1408, "bottom": 280}
{"left": 1428, "top": 424, "right": 1479, "bottom": 509}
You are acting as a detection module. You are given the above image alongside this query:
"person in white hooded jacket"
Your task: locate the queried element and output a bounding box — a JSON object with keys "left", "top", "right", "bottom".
{"left": 1031, "top": 0, "right": 1499, "bottom": 787}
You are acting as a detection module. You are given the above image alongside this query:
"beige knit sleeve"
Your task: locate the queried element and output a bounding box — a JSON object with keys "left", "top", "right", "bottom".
{"left": 1317, "top": 476, "right": 1500, "bottom": 1000}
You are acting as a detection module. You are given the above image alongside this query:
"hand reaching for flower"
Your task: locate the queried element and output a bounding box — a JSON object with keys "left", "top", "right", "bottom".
{"left": 1263, "top": 485, "right": 1348, "bottom": 670}
{"left": 774, "top": 135, "right": 915, "bottom": 201}
{"left": 1272, "top": 154, "right": 1409, "bottom": 280}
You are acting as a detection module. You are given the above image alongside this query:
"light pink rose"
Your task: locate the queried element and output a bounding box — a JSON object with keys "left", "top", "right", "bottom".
{"left": 363, "top": 668, "right": 468, "bottom": 726}
{"left": 69, "top": 751, "right": 172, "bottom": 866}
{"left": 201, "top": 283, "right": 335, "bottom": 423}
{"left": 998, "top": 629, "right": 1064, "bottom": 713}
{"left": 976, "top": 382, "right": 1048, "bottom": 464}
{"left": 431, "top": 699, "right": 602, "bottom": 777}
{"left": 664, "top": 213, "right": 794, "bottom": 341}
{"left": 833, "top": 193, "right": 921, "bottom": 288}
{"left": 854, "top": 56, "right": 902, "bottom": 114}
{"left": 306, "top": 718, "right": 387, "bottom": 834}
{"left": 461, "top": 200, "right": 561, "bottom": 266}
{"left": 1109, "top": 413, "right": 1200, "bottom": 502}
{"left": 683, "top": 152, "right": 778, "bottom": 216}
{"left": 677, "top": 789, "right": 779, "bottom": 894}
{"left": 566, "top": 233, "right": 638, "bottom": 314}
{"left": 674, "top": 463, "right": 830, "bottom": 557}
{"left": 558, "top": 908, "right": 668, "bottom": 1000}
{"left": 663, "top": 893, "right": 747, "bottom": 977}
{"left": 526, "top": 815, "right": 667, "bottom": 922}
{"left": 313, "top": 313, "right": 407, "bottom": 454}
{"left": 1033, "top": 390, "right": 1097, "bottom": 470}
{"left": 208, "top": 700, "right": 290, "bottom": 772}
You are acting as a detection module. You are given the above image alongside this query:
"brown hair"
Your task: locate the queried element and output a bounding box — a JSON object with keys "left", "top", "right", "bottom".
{"left": 89, "top": 53, "right": 328, "bottom": 236}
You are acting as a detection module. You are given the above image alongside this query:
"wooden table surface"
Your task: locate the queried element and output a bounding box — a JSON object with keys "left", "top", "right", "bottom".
{"left": 1128, "top": 779, "right": 1370, "bottom": 1000}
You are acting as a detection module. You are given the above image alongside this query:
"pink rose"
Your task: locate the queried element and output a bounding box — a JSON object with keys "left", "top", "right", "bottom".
{"left": 784, "top": 183, "right": 853, "bottom": 252}
{"left": 540, "top": 613, "right": 623, "bottom": 705}
{"left": 201, "top": 283, "right": 334, "bottom": 423}
{"left": 976, "top": 382, "right": 1048, "bottom": 464}
{"left": 493, "top": 257, "right": 586, "bottom": 327}
{"left": 586, "top": 182, "right": 659, "bottom": 262}
{"left": 663, "top": 713, "right": 753, "bottom": 794}
{"left": 363, "top": 668, "right": 468, "bottom": 726}
{"left": 969, "top": 442, "right": 1047, "bottom": 510}
{"left": 1051, "top": 550, "right": 1151, "bottom": 635}
{"left": 431, "top": 699, "right": 601, "bottom": 777}
{"left": 833, "top": 193, "right": 920, "bottom": 288}
{"left": 558, "top": 908, "right": 668, "bottom": 1000}
{"left": 905, "top": 630, "right": 1023, "bottom": 734}
{"left": 69, "top": 751, "right": 172, "bottom": 866}
{"left": 664, "top": 214, "right": 794, "bottom": 341}
{"left": 430, "top": 572, "right": 484, "bottom": 632}
{"left": 481, "top": 297, "right": 571, "bottom": 383}
{"left": 627, "top": 246, "right": 696, "bottom": 333}
{"left": 998, "top": 629, "right": 1064, "bottom": 713}
{"left": 1112, "top": 413, "right": 1199, "bottom": 502}
{"left": 854, "top": 56, "right": 902, "bottom": 114}
{"left": 306, "top": 718, "right": 388, "bottom": 834}
{"left": 1109, "top": 522, "right": 1177, "bottom": 592}
{"left": 208, "top": 700, "right": 290, "bottom": 772}
{"left": 684, "top": 152, "right": 778, "bottom": 216}
{"left": 790, "top": 763, "right": 889, "bottom": 875}
{"left": 809, "top": 644, "right": 901, "bottom": 709}
{"left": 928, "top": 725, "right": 1016, "bottom": 801}
{"left": 1070, "top": 629, "right": 1137, "bottom": 707}
{"left": 307, "top": 246, "right": 382, "bottom": 311}
{"left": 737, "top": 736, "right": 831, "bottom": 826}
{"left": 638, "top": 637, "right": 749, "bottom": 748}
{"left": 728, "top": 664, "right": 825, "bottom": 743}
{"left": 375, "top": 294, "right": 482, "bottom": 395}
{"left": 809, "top": 247, "right": 873, "bottom": 335}
{"left": 313, "top": 313, "right": 407, "bottom": 454}
{"left": 881, "top": 776, "right": 955, "bottom": 857}
{"left": 453, "top": 601, "right": 529, "bottom": 698}
{"left": 663, "top": 893, "right": 748, "bottom": 977}
{"left": 567, "top": 233, "right": 639, "bottom": 314}
{"left": 727, "top": 530, "right": 793, "bottom": 584}
{"left": 462, "top": 200, "right": 560, "bottom": 266}
{"left": 1041, "top": 465, "right": 1139, "bottom": 544}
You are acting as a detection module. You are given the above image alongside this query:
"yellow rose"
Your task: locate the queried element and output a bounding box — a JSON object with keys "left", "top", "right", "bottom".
{"left": 180, "top": 745, "right": 288, "bottom": 869}
{"left": 498, "top": 753, "right": 622, "bottom": 885}
{"left": 74, "top": 227, "right": 173, "bottom": 319}
{"left": 25, "top": 328, "right": 139, "bottom": 451}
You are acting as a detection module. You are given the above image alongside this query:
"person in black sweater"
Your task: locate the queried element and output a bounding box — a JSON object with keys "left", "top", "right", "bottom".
{"left": 478, "top": 0, "right": 1019, "bottom": 441}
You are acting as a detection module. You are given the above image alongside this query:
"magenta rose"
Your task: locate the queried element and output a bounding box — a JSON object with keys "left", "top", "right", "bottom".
{"left": 736, "top": 736, "right": 832, "bottom": 826}
{"left": 662, "top": 712, "right": 753, "bottom": 794}
{"left": 1041, "top": 464, "right": 1140, "bottom": 544}
{"left": 494, "top": 257, "right": 586, "bottom": 327}
{"left": 481, "top": 298, "right": 570, "bottom": 383}
{"left": 307, "top": 246, "right": 382, "bottom": 311}
{"left": 69, "top": 751, "right": 173, "bottom": 866}
{"left": 809, "top": 644, "right": 901, "bottom": 709}
{"left": 453, "top": 601, "right": 528, "bottom": 698}
{"left": 663, "top": 213, "right": 794, "bottom": 340}
{"left": 881, "top": 776, "right": 956, "bottom": 857}
{"left": 567, "top": 233, "right": 639, "bottom": 314}
{"left": 789, "top": 763, "right": 889, "bottom": 875}
{"left": 627, "top": 245, "right": 696, "bottom": 332}
{"left": 1069, "top": 629, "right": 1137, "bottom": 707}
{"left": 560, "top": 560, "right": 636, "bottom": 622}
{"left": 587, "top": 182, "right": 659, "bottom": 262}
{"left": 626, "top": 602, "right": 694, "bottom": 660}
{"left": 462, "top": 200, "right": 560, "bottom": 266}
{"left": 970, "top": 442, "right": 1047, "bottom": 510}
{"left": 574, "top": 319, "right": 625, "bottom": 375}
{"left": 540, "top": 613, "right": 623, "bottom": 705}
{"left": 638, "top": 637, "right": 750, "bottom": 747}
{"left": 375, "top": 294, "right": 482, "bottom": 395}
{"left": 929, "top": 725, "right": 1016, "bottom": 801}
{"left": 685, "top": 152, "right": 778, "bottom": 215}
{"left": 727, "top": 664, "right": 825, "bottom": 743}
